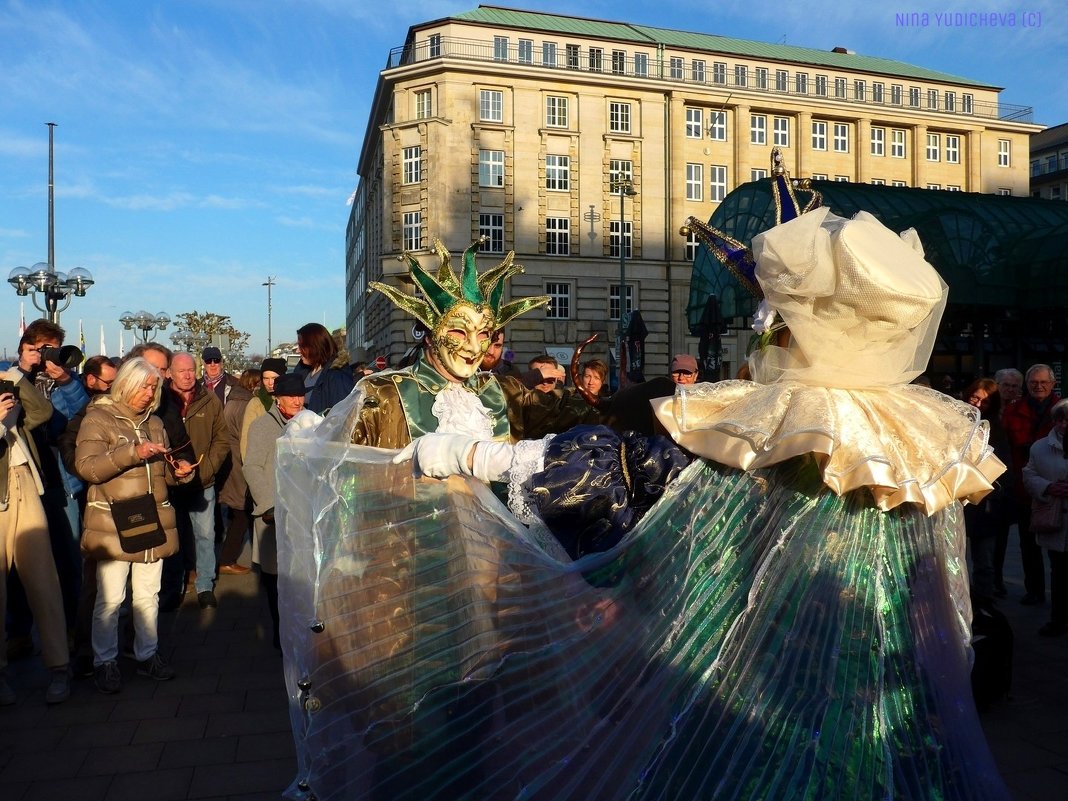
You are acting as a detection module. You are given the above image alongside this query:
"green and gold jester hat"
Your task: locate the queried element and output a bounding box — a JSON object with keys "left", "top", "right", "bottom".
{"left": 369, "top": 237, "right": 549, "bottom": 341}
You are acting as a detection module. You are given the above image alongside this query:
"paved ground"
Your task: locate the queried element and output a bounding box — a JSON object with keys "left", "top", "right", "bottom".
{"left": 0, "top": 532, "right": 1066, "bottom": 800}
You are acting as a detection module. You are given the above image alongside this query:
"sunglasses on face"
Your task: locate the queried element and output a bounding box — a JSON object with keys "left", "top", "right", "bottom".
{"left": 203, "top": 358, "right": 221, "bottom": 364}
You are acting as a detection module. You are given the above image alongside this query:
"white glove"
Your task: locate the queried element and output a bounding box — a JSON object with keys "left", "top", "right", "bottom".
{"left": 393, "top": 433, "right": 515, "bottom": 483}
{"left": 393, "top": 433, "right": 479, "bottom": 479}
{"left": 285, "top": 409, "right": 324, "bottom": 434}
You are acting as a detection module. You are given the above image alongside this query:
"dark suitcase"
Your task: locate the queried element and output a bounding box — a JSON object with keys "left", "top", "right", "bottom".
{"left": 971, "top": 602, "right": 1014, "bottom": 711}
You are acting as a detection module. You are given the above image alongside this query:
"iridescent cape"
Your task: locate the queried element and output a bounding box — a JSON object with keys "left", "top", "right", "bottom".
{"left": 275, "top": 384, "right": 1010, "bottom": 801}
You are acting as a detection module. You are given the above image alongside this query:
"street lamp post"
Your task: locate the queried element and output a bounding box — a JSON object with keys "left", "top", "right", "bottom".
{"left": 170, "top": 328, "right": 209, "bottom": 354}
{"left": 7, "top": 123, "right": 94, "bottom": 324}
{"left": 120, "top": 310, "right": 171, "bottom": 342}
{"left": 263, "top": 276, "right": 276, "bottom": 355}
{"left": 611, "top": 178, "right": 637, "bottom": 389}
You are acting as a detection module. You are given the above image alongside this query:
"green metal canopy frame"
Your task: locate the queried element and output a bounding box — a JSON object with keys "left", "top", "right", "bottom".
{"left": 688, "top": 181, "right": 1068, "bottom": 333}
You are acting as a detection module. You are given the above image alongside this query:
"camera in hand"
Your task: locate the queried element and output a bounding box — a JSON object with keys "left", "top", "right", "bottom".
{"left": 38, "top": 345, "right": 84, "bottom": 369}
{"left": 0, "top": 378, "right": 19, "bottom": 401}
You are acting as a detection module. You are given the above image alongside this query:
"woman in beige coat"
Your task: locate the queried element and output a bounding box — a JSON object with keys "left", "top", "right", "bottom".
{"left": 76, "top": 357, "right": 194, "bottom": 694}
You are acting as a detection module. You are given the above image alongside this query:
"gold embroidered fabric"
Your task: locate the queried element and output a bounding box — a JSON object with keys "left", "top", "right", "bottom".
{"left": 652, "top": 381, "right": 1005, "bottom": 515}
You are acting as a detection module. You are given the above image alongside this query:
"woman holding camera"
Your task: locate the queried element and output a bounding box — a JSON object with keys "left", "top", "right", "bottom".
{"left": 75, "top": 357, "right": 194, "bottom": 694}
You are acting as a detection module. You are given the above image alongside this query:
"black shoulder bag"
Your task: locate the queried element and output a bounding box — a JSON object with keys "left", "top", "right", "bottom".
{"left": 109, "top": 452, "right": 167, "bottom": 554}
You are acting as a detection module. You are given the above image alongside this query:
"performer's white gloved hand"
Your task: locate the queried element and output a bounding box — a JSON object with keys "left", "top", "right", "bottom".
{"left": 285, "top": 410, "right": 324, "bottom": 434}
{"left": 393, "top": 433, "right": 479, "bottom": 479}
{"left": 393, "top": 433, "right": 514, "bottom": 483}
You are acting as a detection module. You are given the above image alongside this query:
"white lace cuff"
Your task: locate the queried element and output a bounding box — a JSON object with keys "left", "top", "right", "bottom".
{"left": 507, "top": 435, "right": 553, "bottom": 524}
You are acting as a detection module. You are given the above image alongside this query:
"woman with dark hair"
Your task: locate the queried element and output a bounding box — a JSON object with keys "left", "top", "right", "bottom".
{"left": 293, "top": 323, "right": 354, "bottom": 414}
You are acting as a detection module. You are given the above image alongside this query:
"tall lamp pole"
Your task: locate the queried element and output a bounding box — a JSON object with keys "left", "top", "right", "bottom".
{"left": 611, "top": 178, "right": 637, "bottom": 389}
{"left": 263, "top": 276, "right": 276, "bottom": 354}
{"left": 6, "top": 123, "right": 94, "bottom": 323}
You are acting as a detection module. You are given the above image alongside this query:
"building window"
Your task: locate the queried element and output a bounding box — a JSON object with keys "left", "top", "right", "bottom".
{"left": 945, "top": 135, "right": 960, "bottom": 164}
{"left": 609, "top": 159, "right": 633, "bottom": 186}
{"left": 633, "top": 52, "right": 648, "bottom": 77}
{"left": 609, "top": 221, "right": 633, "bottom": 259}
{"left": 402, "top": 146, "right": 422, "bottom": 185}
{"left": 909, "top": 87, "right": 920, "bottom": 107}
{"left": 479, "top": 149, "right": 504, "bottom": 187}
{"left": 494, "top": 36, "right": 508, "bottom": 62}
{"left": 812, "top": 121, "right": 827, "bottom": 150}
{"left": 669, "top": 57, "right": 683, "bottom": 79}
{"left": 609, "top": 283, "right": 634, "bottom": 321}
{"left": 565, "top": 43, "right": 579, "bottom": 69}
{"left": 997, "top": 187, "right": 1011, "bottom": 196}
{"left": 685, "top": 229, "right": 699, "bottom": 262}
{"left": 546, "top": 95, "right": 569, "bottom": 128}
{"left": 871, "top": 178, "right": 886, "bottom": 185}
{"left": 892, "top": 180, "right": 908, "bottom": 187}
{"left": 588, "top": 47, "right": 602, "bottom": 71}
{"left": 854, "top": 80, "right": 865, "bottom": 101}
{"left": 479, "top": 214, "right": 504, "bottom": 253}
{"left": 775, "top": 70, "right": 788, "bottom": 92}
{"left": 708, "top": 111, "right": 727, "bottom": 141}
{"left": 751, "top": 114, "right": 767, "bottom": 145}
{"left": 686, "top": 163, "right": 704, "bottom": 201}
{"left": 685, "top": 107, "right": 703, "bottom": 138}
{"left": 693, "top": 59, "right": 707, "bottom": 82}
{"left": 735, "top": 64, "right": 748, "bottom": 87}
{"left": 998, "top": 139, "right": 1010, "bottom": 167}
{"left": 612, "top": 50, "right": 626, "bottom": 75}
{"left": 609, "top": 102, "right": 632, "bottom": 134}
{"left": 872, "top": 83, "right": 884, "bottom": 103}
{"left": 926, "top": 133, "right": 940, "bottom": 161}
{"left": 927, "top": 89, "right": 938, "bottom": 109}
{"left": 480, "top": 89, "right": 503, "bottom": 122}
{"left": 773, "top": 116, "right": 789, "bottom": 147}
{"left": 546, "top": 219, "right": 570, "bottom": 256}
{"left": 870, "top": 127, "right": 885, "bottom": 156}
{"left": 415, "top": 89, "right": 432, "bottom": 119}
{"left": 891, "top": 128, "right": 906, "bottom": 158}
{"left": 962, "top": 93, "right": 974, "bottom": 113}
{"left": 751, "top": 168, "right": 768, "bottom": 181}
{"left": 545, "top": 154, "right": 570, "bottom": 191}
{"left": 796, "top": 73, "right": 808, "bottom": 94}
{"left": 710, "top": 164, "right": 727, "bottom": 202}
{"left": 815, "top": 75, "right": 827, "bottom": 96}
{"left": 518, "top": 39, "right": 533, "bottom": 64}
{"left": 545, "top": 281, "right": 571, "bottom": 318}
{"left": 834, "top": 77, "right": 846, "bottom": 98}
{"left": 833, "top": 123, "right": 849, "bottom": 152}
{"left": 891, "top": 84, "right": 902, "bottom": 105}
{"left": 926, "top": 183, "right": 941, "bottom": 190}
{"left": 402, "top": 211, "right": 421, "bottom": 251}
{"left": 542, "top": 42, "right": 557, "bottom": 67}
{"left": 711, "top": 61, "right": 724, "bottom": 84}
{"left": 812, "top": 173, "right": 828, "bottom": 180}
{"left": 428, "top": 34, "right": 441, "bottom": 57}
{"left": 835, "top": 175, "right": 850, "bottom": 182}
{"left": 756, "top": 68, "right": 768, "bottom": 89}
{"left": 947, "top": 185, "right": 961, "bottom": 191}
{"left": 945, "top": 91, "right": 956, "bottom": 112}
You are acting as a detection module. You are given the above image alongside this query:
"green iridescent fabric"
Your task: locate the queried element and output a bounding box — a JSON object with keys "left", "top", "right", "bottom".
{"left": 275, "top": 435, "right": 1008, "bottom": 801}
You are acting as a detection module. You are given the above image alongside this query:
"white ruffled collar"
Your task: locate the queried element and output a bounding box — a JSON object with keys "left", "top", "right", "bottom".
{"left": 431, "top": 382, "right": 494, "bottom": 440}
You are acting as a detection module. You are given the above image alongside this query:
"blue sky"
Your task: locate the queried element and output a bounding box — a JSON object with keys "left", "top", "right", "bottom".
{"left": 2, "top": 0, "right": 1065, "bottom": 361}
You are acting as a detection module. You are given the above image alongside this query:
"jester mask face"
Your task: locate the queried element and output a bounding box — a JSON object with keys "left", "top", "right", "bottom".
{"left": 426, "top": 302, "right": 496, "bottom": 382}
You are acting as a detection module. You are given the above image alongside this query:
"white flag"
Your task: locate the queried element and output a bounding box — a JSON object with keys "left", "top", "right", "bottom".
{"left": 99, "top": 324, "right": 107, "bottom": 357}
{"left": 119, "top": 329, "right": 125, "bottom": 358}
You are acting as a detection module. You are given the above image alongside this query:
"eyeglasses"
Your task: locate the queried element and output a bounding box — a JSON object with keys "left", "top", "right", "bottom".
{"left": 1028, "top": 380, "right": 1053, "bottom": 387}
{"left": 672, "top": 370, "right": 696, "bottom": 377}
{"left": 160, "top": 440, "right": 204, "bottom": 471}
{"left": 203, "top": 358, "right": 221, "bottom": 364}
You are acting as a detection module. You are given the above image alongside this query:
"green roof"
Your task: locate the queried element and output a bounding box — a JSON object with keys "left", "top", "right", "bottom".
{"left": 448, "top": 5, "right": 995, "bottom": 88}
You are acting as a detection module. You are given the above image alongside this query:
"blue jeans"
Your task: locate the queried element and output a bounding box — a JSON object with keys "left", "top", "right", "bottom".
{"left": 186, "top": 485, "right": 217, "bottom": 594}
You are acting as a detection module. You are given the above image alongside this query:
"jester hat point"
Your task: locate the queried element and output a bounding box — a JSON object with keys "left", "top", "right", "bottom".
{"left": 369, "top": 238, "right": 549, "bottom": 332}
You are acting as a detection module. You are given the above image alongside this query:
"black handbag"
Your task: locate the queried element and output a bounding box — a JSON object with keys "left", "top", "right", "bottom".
{"left": 109, "top": 456, "right": 167, "bottom": 554}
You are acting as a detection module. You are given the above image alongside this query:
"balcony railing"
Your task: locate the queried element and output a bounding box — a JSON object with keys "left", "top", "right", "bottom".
{"left": 1032, "top": 154, "right": 1068, "bottom": 177}
{"left": 387, "top": 35, "right": 1033, "bottom": 124}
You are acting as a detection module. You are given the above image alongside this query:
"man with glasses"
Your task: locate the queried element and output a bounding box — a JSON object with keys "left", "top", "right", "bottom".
{"left": 1004, "top": 364, "right": 1061, "bottom": 605}
{"left": 200, "top": 346, "right": 239, "bottom": 406}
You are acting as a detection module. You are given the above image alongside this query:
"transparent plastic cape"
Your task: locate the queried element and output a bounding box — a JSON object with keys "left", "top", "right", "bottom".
{"left": 276, "top": 417, "right": 1009, "bottom": 801}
